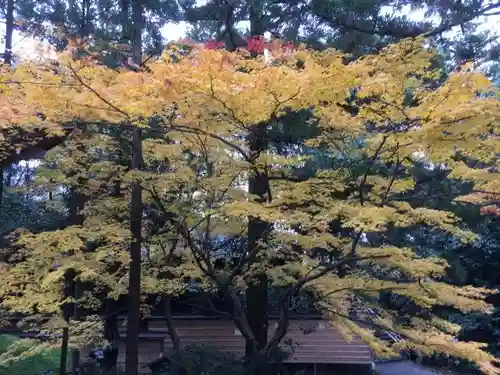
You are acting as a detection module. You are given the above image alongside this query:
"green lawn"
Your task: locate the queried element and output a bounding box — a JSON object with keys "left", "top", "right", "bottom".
{"left": 0, "top": 334, "right": 65, "bottom": 375}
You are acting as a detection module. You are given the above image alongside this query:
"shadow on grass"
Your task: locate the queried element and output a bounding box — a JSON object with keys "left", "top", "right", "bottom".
{"left": 0, "top": 334, "right": 68, "bottom": 375}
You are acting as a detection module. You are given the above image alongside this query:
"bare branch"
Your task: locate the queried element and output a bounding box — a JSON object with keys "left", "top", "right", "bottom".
{"left": 68, "top": 62, "right": 130, "bottom": 120}
{"left": 291, "top": 254, "right": 392, "bottom": 299}
{"left": 359, "top": 135, "right": 388, "bottom": 205}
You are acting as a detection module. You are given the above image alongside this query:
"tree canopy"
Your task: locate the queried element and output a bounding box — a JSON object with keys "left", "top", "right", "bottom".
{"left": 0, "top": 32, "right": 499, "bottom": 375}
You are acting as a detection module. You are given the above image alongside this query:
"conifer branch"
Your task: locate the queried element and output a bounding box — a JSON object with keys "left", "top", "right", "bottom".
{"left": 313, "top": 1, "right": 500, "bottom": 38}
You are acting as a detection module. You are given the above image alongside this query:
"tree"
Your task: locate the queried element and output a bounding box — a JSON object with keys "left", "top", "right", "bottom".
{"left": 1, "top": 34, "right": 499, "bottom": 374}
{"left": 0, "top": 129, "right": 132, "bottom": 371}
{"left": 150, "top": 40, "right": 499, "bottom": 373}
{"left": 180, "top": 0, "right": 500, "bottom": 56}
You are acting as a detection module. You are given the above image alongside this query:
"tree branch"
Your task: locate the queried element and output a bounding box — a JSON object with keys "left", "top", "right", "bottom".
{"left": 263, "top": 253, "right": 392, "bottom": 353}
{"left": 358, "top": 136, "right": 388, "bottom": 205}
{"left": 68, "top": 62, "right": 130, "bottom": 120}
{"left": 313, "top": 2, "right": 500, "bottom": 39}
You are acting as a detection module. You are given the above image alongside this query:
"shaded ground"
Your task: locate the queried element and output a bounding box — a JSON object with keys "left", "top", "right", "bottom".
{"left": 375, "top": 361, "right": 459, "bottom": 375}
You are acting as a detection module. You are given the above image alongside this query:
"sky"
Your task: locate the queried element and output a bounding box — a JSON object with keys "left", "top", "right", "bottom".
{"left": 2, "top": 5, "right": 500, "bottom": 61}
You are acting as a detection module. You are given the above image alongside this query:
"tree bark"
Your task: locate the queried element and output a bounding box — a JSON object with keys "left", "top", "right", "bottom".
{"left": 59, "top": 327, "right": 70, "bottom": 375}
{"left": 70, "top": 280, "right": 81, "bottom": 375}
{"left": 244, "top": 4, "right": 272, "bottom": 361}
{"left": 60, "top": 134, "right": 86, "bottom": 375}
{"left": 0, "top": 168, "right": 3, "bottom": 221}
{"left": 3, "top": 0, "right": 14, "bottom": 66}
{"left": 245, "top": 122, "right": 272, "bottom": 361}
{"left": 162, "top": 296, "right": 180, "bottom": 351}
{"left": 69, "top": 183, "right": 85, "bottom": 375}
{"left": 125, "top": 2, "right": 143, "bottom": 374}
{"left": 120, "top": 0, "right": 130, "bottom": 43}
{"left": 80, "top": 0, "right": 90, "bottom": 37}
{"left": 1, "top": 0, "right": 14, "bottom": 219}
{"left": 162, "top": 296, "right": 181, "bottom": 375}
{"left": 103, "top": 300, "right": 120, "bottom": 373}
{"left": 125, "top": 116, "right": 143, "bottom": 375}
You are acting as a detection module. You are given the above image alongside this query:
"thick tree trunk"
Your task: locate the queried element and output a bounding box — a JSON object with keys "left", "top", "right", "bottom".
{"left": 70, "top": 334, "right": 80, "bottom": 375}
{"left": 244, "top": 4, "right": 272, "bottom": 363}
{"left": 120, "top": 0, "right": 130, "bottom": 43}
{"left": 125, "top": 121, "right": 143, "bottom": 375}
{"left": 4, "top": 0, "right": 14, "bottom": 66}
{"left": 249, "top": 0, "right": 265, "bottom": 38}
{"left": 245, "top": 123, "right": 272, "bottom": 361}
{"left": 125, "top": 3, "right": 143, "bottom": 374}
{"left": 80, "top": 0, "right": 91, "bottom": 37}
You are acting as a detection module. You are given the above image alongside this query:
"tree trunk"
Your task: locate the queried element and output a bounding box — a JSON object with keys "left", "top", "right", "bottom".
{"left": 70, "top": 183, "right": 85, "bottom": 374}
{"left": 249, "top": 0, "right": 265, "bottom": 38}
{"left": 0, "top": 168, "right": 3, "bottom": 221}
{"left": 71, "top": 281, "right": 81, "bottom": 375}
{"left": 80, "top": 0, "right": 91, "bottom": 37}
{"left": 162, "top": 296, "right": 180, "bottom": 351}
{"left": 125, "top": 3, "right": 143, "bottom": 374}
{"left": 120, "top": 0, "right": 130, "bottom": 43}
{"left": 103, "top": 300, "right": 120, "bottom": 373}
{"left": 244, "top": 4, "right": 272, "bottom": 363}
{"left": 60, "top": 270, "right": 77, "bottom": 375}
{"left": 59, "top": 137, "right": 86, "bottom": 375}
{"left": 4, "top": 0, "right": 14, "bottom": 65}
{"left": 0, "top": 0, "right": 14, "bottom": 218}
{"left": 245, "top": 122, "right": 272, "bottom": 361}
{"left": 66, "top": 130, "right": 87, "bottom": 373}
{"left": 162, "top": 296, "right": 181, "bottom": 375}
{"left": 125, "top": 115, "right": 143, "bottom": 375}
{"left": 59, "top": 327, "right": 70, "bottom": 375}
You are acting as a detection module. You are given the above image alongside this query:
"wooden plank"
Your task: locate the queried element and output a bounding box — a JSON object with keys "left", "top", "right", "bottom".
{"left": 159, "top": 319, "right": 373, "bottom": 364}
{"left": 116, "top": 319, "right": 374, "bottom": 367}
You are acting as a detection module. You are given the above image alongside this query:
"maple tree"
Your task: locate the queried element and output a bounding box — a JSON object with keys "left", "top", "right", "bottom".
{"left": 0, "top": 35, "right": 499, "bottom": 375}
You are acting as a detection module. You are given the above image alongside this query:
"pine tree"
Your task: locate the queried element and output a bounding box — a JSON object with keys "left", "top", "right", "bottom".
{"left": 180, "top": 0, "right": 500, "bottom": 57}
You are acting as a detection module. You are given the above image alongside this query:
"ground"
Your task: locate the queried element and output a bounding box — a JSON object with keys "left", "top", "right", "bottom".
{"left": 375, "top": 361, "right": 458, "bottom": 375}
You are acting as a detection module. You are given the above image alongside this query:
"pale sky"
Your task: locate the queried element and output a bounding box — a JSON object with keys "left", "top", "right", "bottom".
{"left": 1, "top": 5, "right": 499, "bottom": 61}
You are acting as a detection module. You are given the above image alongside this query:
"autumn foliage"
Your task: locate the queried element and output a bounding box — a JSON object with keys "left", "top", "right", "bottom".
{"left": 0, "top": 37, "right": 499, "bottom": 373}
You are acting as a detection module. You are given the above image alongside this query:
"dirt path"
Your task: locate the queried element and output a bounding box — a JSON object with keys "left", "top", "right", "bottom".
{"left": 375, "top": 361, "right": 459, "bottom": 375}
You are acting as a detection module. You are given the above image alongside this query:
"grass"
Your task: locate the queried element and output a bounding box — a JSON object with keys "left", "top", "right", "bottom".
{"left": 0, "top": 334, "right": 67, "bottom": 375}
